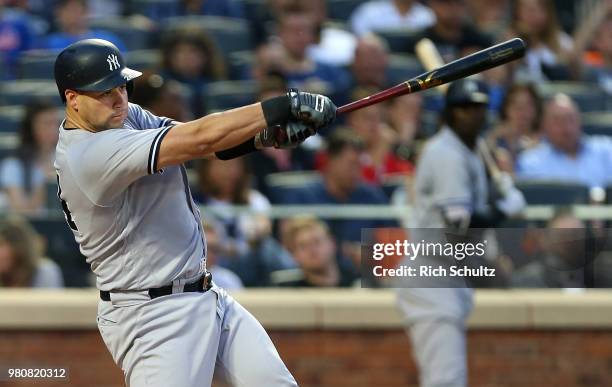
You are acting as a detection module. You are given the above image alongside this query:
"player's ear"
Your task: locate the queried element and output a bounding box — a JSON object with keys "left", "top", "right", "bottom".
{"left": 65, "top": 90, "right": 79, "bottom": 111}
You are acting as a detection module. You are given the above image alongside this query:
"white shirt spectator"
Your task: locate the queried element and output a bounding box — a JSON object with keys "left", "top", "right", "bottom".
{"left": 308, "top": 26, "right": 358, "bottom": 66}
{"left": 350, "top": 0, "right": 435, "bottom": 37}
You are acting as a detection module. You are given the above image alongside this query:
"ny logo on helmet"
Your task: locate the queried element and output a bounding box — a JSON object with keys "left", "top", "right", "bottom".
{"left": 107, "top": 54, "right": 120, "bottom": 71}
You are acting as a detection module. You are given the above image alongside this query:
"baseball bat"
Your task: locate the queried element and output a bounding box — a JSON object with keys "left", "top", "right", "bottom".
{"left": 414, "top": 37, "right": 449, "bottom": 93}
{"left": 337, "top": 38, "right": 526, "bottom": 115}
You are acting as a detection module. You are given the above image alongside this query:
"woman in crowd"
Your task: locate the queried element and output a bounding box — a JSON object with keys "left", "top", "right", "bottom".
{"left": 508, "top": 0, "right": 575, "bottom": 81}
{"left": 0, "top": 217, "right": 63, "bottom": 288}
{"left": 0, "top": 100, "right": 59, "bottom": 214}
{"left": 487, "top": 83, "right": 543, "bottom": 174}
{"left": 160, "top": 29, "right": 227, "bottom": 116}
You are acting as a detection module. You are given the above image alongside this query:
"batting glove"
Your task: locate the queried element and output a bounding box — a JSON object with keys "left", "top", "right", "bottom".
{"left": 288, "top": 88, "right": 337, "bottom": 129}
{"left": 256, "top": 119, "right": 316, "bottom": 149}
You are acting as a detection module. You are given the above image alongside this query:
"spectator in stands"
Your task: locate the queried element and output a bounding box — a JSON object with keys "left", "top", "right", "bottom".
{"left": 130, "top": 72, "right": 192, "bottom": 123}
{"left": 507, "top": 0, "right": 575, "bottom": 81}
{"left": 0, "top": 4, "right": 36, "bottom": 79}
{"left": 39, "top": 0, "right": 126, "bottom": 51}
{"left": 195, "top": 156, "right": 298, "bottom": 286}
{"left": 350, "top": 34, "right": 390, "bottom": 90}
{"left": 193, "top": 156, "right": 271, "bottom": 258}
{"left": 268, "top": 6, "right": 351, "bottom": 103}
{"left": 161, "top": 29, "right": 227, "bottom": 116}
{"left": 349, "top": 0, "right": 435, "bottom": 37}
{"left": 578, "top": 6, "right": 612, "bottom": 95}
{"left": 342, "top": 87, "right": 414, "bottom": 184}
{"left": 201, "top": 219, "right": 243, "bottom": 290}
{"left": 286, "top": 129, "right": 392, "bottom": 250}
{"left": 276, "top": 216, "right": 352, "bottom": 287}
{"left": 486, "top": 83, "right": 542, "bottom": 174}
{"left": 303, "top": 0, "right": 357, "bottom": 67}
{"left": 417, "top": 0, "right": 492, "bottom": 63}
{"left": 516, "top": 93, "right": 612, "bottom": 188}
{"left": 0, "top": 100, "right": 59, "bottom": 214}
{"left": 512, "top": 209, "right": 612, "bottom": 288}
{"left": 466, "top": 0, "right": 510, "bottom": 40}
{"left": 0, "top": 216, "right": 63, "bottom": 288}
{"left": 249, "top": 73, "right": 317, "bottom": 201}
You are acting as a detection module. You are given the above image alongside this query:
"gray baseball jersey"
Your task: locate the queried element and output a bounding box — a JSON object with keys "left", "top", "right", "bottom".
{"left": 412, "top": 126, "right": 488, "bottom": 228}
{"left": 54, "top": 103, "right": 206, "bottom": 291}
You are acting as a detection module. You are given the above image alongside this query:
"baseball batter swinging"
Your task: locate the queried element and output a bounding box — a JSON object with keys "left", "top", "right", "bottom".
{"left": 53, "top": 39, "right": 336, "bottom": 387}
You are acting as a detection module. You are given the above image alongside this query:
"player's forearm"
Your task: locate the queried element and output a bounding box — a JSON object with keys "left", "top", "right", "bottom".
{"left": 188, "top": 103, "right": 267, "bottom": 155}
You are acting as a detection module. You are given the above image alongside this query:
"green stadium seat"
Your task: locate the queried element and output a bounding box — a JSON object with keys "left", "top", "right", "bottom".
{"left": 202, "top": 80, "right": 257, "bottom": 113}
{"left": 0, "top": 106, "right": 24, "bottom": 133}
{"left": 516, "top": 180, "right": 591, "bottom": 205}
{"left": 162, "top": 16, "right": 254, "bottom": 62}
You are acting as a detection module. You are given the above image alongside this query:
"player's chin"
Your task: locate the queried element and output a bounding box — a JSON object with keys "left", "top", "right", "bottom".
{"left": 109, "top": 112, "right": 127, "bottom": 128}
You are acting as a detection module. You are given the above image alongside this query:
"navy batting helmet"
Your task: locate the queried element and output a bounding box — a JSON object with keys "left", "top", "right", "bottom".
{"left": 445, "top": 78, "right": 490, "bottom": 107}
{"left": 54, "top": 39, "right": 142, "bottom": 103}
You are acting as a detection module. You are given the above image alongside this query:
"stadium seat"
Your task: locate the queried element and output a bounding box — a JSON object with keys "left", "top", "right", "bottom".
{"left": 242, "top": 0, "right": 267, "bottom": 19}
{"left": 0, "top": 106, "right": 24, "bottom": 133}
{"left": 202, "top": 80, "right": 258, "bottom": 112}
{"left": 376, "top": 29, "right": 421, "bottom": 54}
{"left": 228, "top": 50, "right": 254, "bottom": 80}
{"left": 328, "top": 0, "right": 365, "bottom": 22}
{"left": 537, "top": 82, "right": 608, "bottom": 112}
{"left": 90, "top": 17, "right": 156, "bottom": 51}
{"left": 125, "top": 49, "right": 161, "bottom": 71}
{"left": 129, "top": 0, "right": 179, "bottom": 21}
{"left": 29, "top": 217, "right": 90, "bottom": 287}
{"left": 386, "top": 54, "right": 424, "bottom": 85}
{"left": 162, "top": 16, "right": 254, "bottom": 61}
{"left": 17, "top": 50, "right": 56, "bottom": 80}
{"left": 582, "top": 112, "right": 612, "bottom": 137}
{"left": 264, "top": 171, "right": 322, "bottom": 204}
{"left": 0, "top": 133, "right": 18, "bottom": 160}
{"left": 515, "top": 180, "right": 591, "bottom": 205}
{"left": 0, "top": 80, "right": 60, "bottom": 106}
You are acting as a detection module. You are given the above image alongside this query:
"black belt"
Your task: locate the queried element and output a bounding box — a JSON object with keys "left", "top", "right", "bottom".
{"left": 100, "top": 272, "right": 213, "bottom": 301}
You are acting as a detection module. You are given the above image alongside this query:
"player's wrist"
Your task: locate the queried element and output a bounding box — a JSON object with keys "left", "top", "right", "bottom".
{"left": 215, "top": 137, "right": 258, "bottom": 160}
{"left": 261, "top": 95, "right": 290, "bottom": 127}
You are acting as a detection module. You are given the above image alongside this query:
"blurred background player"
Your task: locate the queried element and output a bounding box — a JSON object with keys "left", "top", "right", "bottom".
{"left": 396, "top": 78, "right": 526, "bottom": 387}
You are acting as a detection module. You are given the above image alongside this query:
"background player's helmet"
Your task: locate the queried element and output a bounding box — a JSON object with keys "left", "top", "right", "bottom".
{"left": 54, "top": 39, "right": 142, "bottom": 103}
{"left": 445, "top": 78, "right": 490, "bottom": 107}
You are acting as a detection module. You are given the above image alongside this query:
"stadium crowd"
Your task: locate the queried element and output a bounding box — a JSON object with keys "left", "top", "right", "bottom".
{"left": 0, "top": 0, "right": 611, "bottom": 289}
